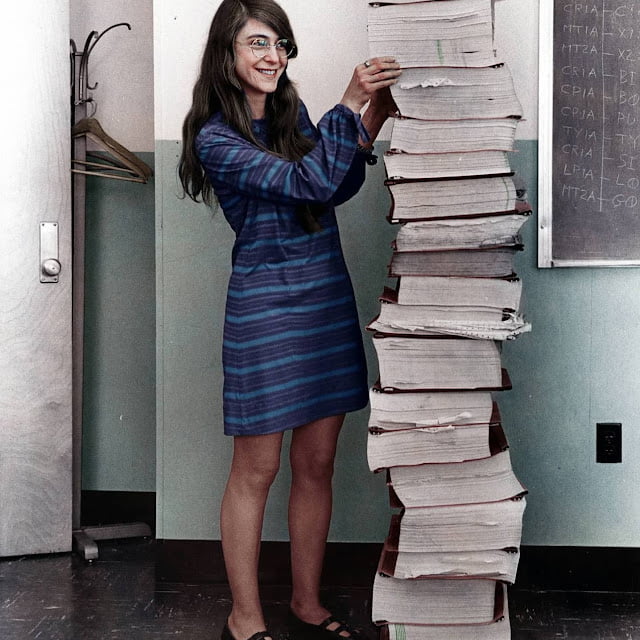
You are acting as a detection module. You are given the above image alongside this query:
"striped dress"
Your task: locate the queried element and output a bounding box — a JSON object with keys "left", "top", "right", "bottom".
{"left": 196, "top": 102, "right": 370, "bottom": 436}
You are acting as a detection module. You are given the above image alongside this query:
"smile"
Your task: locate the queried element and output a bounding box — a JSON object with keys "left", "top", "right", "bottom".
{"left": 257, "top": 69, "right": 277, "bottom": 76}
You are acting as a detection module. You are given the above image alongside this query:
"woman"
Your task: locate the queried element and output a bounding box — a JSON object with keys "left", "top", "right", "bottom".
{"left": 179, "top": 1, "right": 400, "bottom": 639}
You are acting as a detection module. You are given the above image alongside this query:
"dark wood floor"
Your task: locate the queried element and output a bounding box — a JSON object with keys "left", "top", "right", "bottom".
{"left": 1, "top": 539, "right": 639, "bottom": 640}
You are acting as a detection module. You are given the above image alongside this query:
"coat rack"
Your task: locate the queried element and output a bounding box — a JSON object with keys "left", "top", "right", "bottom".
{"left": 70, "top": 24, "right": 153, "bottom": 561}
{"left": 71, "top": 24, "right": 152, "bottom": 183}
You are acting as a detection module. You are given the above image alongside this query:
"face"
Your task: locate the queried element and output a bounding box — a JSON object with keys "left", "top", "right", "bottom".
{"left": 234, "top": 18, "right": 288, "bottom": 118}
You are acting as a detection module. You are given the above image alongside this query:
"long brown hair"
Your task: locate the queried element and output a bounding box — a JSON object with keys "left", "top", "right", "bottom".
{"left": 179, "top": 0, "right": 315, "bottom": 205}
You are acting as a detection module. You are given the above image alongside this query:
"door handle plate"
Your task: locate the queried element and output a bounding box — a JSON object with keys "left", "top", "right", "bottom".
{"left": 40, "top": 222, "right": 61, "bottom": 283}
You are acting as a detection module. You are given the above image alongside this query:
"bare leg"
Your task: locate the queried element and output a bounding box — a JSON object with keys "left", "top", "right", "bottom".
{"left": 288, "top": 415, "right": 351, "bottom": 637}
{"left": 221, "top": 432, "right": 283, "bottom": 640}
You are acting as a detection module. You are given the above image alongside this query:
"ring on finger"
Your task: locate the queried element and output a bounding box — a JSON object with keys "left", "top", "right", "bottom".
{"left": 363, "top": 60, "right": 371, "bottom": 68}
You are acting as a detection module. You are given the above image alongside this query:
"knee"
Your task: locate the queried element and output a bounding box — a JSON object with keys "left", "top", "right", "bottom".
{"left": 231, "top": 457, "right": 281, "bottom": 494}
{"left": 291, "top": 451, "right": 335, "bottom": 486}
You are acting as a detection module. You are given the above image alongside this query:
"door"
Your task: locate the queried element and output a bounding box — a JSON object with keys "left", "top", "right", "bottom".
{"left": 0, "top": 2, "right": 72, "bottom": 555}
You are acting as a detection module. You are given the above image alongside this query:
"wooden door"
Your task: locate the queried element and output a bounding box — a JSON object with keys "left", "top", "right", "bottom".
{"left": 0, "top": 1, "right": 72, "bottom": 556}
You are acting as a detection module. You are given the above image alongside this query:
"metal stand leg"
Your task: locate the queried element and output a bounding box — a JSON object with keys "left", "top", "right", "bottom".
{"left": 72, "top": 529, "right": 99, "bottom": 561}
{"left": 72, "top": 523, "right": 152, "bottom": 562}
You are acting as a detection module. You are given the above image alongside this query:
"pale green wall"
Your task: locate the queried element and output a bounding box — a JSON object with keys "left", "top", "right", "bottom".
{"left": 72, "top": 0, "right": 155, "bottom": 494}
{"left": 503, "top": 143, "right": 640, "bottom": 547}
{"left": 77, "top": 0, "right": 640, "bottom": 546}
{"left": 156, "top": 139, "right": 640, "bottom": 546}
{"left": 81, "top": 142, "right": 640, "bottom": 545}
{"left": 82, "top": 155, "right": 156, "bottom": 492}
{"left": 155, "top": 141, "right": 396, "bottom": 541}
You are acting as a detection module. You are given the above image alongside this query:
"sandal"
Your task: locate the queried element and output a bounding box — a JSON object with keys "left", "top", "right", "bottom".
{"left": 221, "top": 623, "right": 273, "bottom": 640}
{"left": 288, "top": 610, "right": 364, "bottom": 639}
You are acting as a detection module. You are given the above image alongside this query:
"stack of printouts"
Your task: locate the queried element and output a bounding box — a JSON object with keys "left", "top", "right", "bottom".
{"left": 365, "top": 1, "right": 531, "bottom": 638}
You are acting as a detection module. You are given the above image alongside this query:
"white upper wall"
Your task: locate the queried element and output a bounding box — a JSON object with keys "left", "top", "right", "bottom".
{"left": 495, "top": 0, "right": 539, "bottom": 140}
{"left": 71, "top": 0, "right": 154, "bottom": 152}
{"left": 154, "top": 0, "right": 539, "bottom": 142}
{"left": 68, "top": 0, "right": 538, "bottom": 149}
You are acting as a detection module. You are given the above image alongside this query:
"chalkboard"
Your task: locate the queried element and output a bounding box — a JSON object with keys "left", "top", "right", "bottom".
{"left": 539, "top": 1, "right": 640, "bottom": 266}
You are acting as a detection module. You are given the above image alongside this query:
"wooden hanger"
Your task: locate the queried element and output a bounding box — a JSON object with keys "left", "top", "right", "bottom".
{"left": 72, "top": 117, "right": 153, "bottom": 183}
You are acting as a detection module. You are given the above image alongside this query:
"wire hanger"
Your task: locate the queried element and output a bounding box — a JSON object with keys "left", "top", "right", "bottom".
{"left": 70, "top": 23, "right": 153, "bottom": 184}
{"left": 72, "top": 118, "right": 153, "bottom": 183}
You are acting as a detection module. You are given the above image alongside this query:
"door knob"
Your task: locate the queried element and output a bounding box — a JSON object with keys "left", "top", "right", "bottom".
{"left": 42, "top": 258, "right": 62, "bottom": 277}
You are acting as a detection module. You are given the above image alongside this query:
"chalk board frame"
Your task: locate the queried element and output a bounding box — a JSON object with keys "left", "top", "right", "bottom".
{"left": 538, "top": 1, "right": 554, "bottom": 268}
{"left": 537, "top": 1, "right": 640, "bottom": 268}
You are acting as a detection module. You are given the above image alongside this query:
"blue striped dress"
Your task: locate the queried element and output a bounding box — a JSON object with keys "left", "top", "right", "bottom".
{"left": 196, "top": 102, "right": 370, "bottom": 436}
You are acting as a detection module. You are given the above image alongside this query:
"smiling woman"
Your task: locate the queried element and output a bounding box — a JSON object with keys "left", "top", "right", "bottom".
{"left": 177, "top": 1, "right": 401, "bottom": 640}
{"left": 233, "top": 19, "right": 291, "bottom": 118}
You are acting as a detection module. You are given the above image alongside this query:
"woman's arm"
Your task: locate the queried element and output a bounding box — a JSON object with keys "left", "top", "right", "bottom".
{"left": 198, "top": 60, "right": 400, "bottom": 206}
{"left": 329, "top": 59, "right": 401, "bottom": 205}
{"left": 359, "top": 85, "right": 399, "bottom": 148}
{"left": 197, "top": 105, "right": 365, "bottom": 206}
{"left": 331, "top": 155, "right": 366, "bottom": 206}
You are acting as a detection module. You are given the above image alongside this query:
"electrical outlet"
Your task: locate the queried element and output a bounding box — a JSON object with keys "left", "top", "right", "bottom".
{"left": 596, "top": 423, "right": 622, "bottom": 463}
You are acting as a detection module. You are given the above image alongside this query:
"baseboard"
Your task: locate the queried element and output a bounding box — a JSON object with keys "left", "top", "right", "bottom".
{"left": 156, "top": 541, "right": 640, "bottom": 592}
{"left": 156, "top": 539, "right": 381, "bottom": 587}
{"left": 81, "top": 490, "right": 156, "bottom": 535}
{"left": 516, "top": 546, "right": 640, "bottom": 592}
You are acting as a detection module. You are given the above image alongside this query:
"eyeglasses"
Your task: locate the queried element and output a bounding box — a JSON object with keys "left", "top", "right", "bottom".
{"left": 238, "top": 37, "right": 298, "bottom": 59}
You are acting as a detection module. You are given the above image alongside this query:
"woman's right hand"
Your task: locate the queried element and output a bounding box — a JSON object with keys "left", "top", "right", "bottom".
{"left": 340, "top": 57, "right": 402, "bottom": 114}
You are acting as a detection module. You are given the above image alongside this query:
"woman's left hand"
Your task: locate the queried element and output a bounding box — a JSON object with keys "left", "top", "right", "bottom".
{"left": 340, "top": 57, "right": 401, "bottom": 114}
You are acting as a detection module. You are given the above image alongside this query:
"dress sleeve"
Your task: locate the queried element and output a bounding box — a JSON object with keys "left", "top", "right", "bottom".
{"left": 332, "top": 154, "right": 367, "bottom": 206}
{"left": 196, "top": 104, "right": 367, "bottom": 206}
